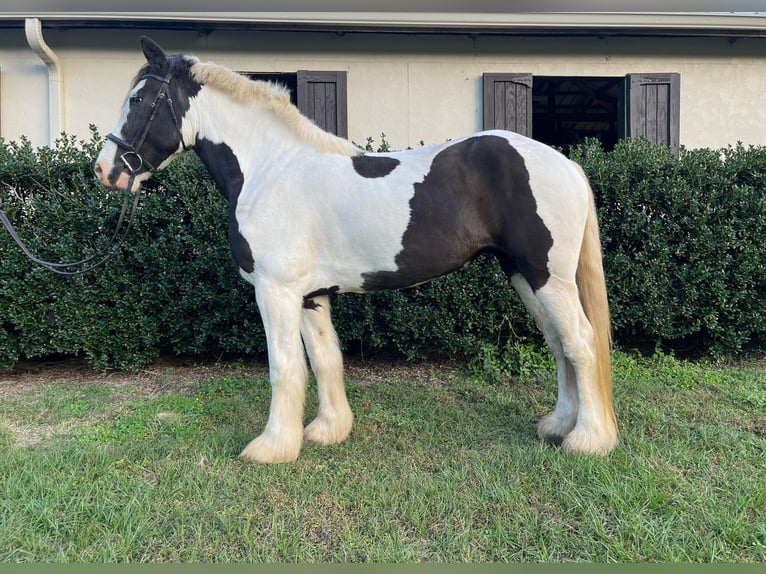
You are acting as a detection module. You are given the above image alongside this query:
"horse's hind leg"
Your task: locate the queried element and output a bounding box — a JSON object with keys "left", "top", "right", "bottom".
{"left": 510, "top": 274, "right": 578, "bottom": 442}
{"left": 240, "top": 280, "right": 307, "bottom": 463}
{"left": 301, "top": 295, "right": 354, "bottom": 445}
{"left": 533, "top": 275, "right": 617, "bottom": 455}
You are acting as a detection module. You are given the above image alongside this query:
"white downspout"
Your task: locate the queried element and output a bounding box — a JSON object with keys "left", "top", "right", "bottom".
{"left": 25, "top": 17, "right": 64, "bottom": 146}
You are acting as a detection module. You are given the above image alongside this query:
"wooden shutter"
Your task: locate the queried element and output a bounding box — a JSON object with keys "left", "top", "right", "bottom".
{"left": 297, "top": 71, "right": 348, "bottom": 138}
{"left": 626, "top": 73, "right": 680, "bottom": 156}
{"left": 482, "top": 73, "right": 533, "bottom": 136}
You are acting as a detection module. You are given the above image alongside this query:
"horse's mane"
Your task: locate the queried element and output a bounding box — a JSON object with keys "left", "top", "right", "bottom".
{"left": 188, "top": 58, "right": 360, "bottom": 157}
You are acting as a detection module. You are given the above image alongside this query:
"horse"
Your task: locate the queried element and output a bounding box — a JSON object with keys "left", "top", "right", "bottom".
{"left": 95, "top": 36, "right": 618, "bottom": 463}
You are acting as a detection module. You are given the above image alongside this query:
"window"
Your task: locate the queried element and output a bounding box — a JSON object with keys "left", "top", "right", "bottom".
{"left": 483, "top": 72, "right": 680, "bottom": 156}
{"left": 243, "top": 70, "right": 348, "bottom": 138}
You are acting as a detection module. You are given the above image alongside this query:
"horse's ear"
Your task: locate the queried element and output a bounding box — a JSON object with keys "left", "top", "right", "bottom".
{"left": 140, "top": 36, "right": 168, "bottom": 68}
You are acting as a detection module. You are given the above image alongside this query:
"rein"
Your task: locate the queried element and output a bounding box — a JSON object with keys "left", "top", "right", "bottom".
{"left": 0, "top": 188, "right": 141, "bottom": 276}
{"left": 0, "top": 70, "right": 186, "bottom": 276}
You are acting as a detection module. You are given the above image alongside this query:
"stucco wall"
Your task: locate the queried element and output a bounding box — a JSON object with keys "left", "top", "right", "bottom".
{"left": 1, "top": 26, "right": 764, "bottom": 150}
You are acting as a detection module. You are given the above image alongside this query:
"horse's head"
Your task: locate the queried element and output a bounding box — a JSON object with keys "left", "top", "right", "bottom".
{"left": 95, "top": 36, "right": 200, "bottom": 192}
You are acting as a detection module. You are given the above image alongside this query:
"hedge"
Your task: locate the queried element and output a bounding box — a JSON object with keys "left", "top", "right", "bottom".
{"left": 573, "top": 139, "right": 766, "bottom": 356}
{"left": 1, "top": 129, "right": 766, "bottom": 370}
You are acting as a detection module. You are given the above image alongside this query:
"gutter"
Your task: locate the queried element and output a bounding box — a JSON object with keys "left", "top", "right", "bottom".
{"left": 5, "top": 12, "right": 766, "bottom": 37}
{"left": 25, "top": 17, "right": 63, "bottom": 146}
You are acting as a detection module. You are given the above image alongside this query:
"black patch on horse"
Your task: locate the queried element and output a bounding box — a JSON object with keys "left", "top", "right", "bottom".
{"left": 194, "top": 138, "right": 255, "bottom": 273}
{"left": 303, "top": 286, "right": 340, "bottom": 309}
{"left": 351, "top": 155, "right": 400, "bottom": 178}
{"left": 115, "top": 55, "right": 201, "bottom": 178}
{"left": 361, "top": 135, "right": 554, "bottom": 292}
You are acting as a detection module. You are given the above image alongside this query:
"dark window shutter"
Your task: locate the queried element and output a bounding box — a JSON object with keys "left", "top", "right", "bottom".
{"left": 297, "top": 70, "right": 348, "bottom": 138}
{"left": 626, "top": 73, "right": 680, "bottom": 156}
{"left": 482, "top": 73, "right": 533, "bottom": 136}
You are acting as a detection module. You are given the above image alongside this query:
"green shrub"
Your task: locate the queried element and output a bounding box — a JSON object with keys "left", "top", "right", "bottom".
{"left": 0, "top": 130, "right": 261, "bottom": 369}
{"left": 2, "top": 131, "right": 766, "bottom": 370}
{"left": 574, "top": 138, "right": 766, "bottom": 355}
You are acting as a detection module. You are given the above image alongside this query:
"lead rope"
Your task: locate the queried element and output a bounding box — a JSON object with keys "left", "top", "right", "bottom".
{"left": 0, "top": 175, "right": 140, "bottom": 276}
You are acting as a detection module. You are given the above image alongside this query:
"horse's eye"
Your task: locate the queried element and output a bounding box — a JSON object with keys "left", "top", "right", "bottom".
{"left": 129, "top": 96, "right": 142, "bottom": 107}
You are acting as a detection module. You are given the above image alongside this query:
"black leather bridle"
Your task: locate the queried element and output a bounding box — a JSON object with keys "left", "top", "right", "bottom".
{"left": 0, "top": 70, "right": 189, "bottom": 276}
{"left": 105, "top": 70, "right": 190, "bottom": 185}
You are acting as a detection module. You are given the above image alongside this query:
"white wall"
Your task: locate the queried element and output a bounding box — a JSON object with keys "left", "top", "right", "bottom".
{"left": 0, "top": 27, "right": 51, "bottom": 145}
{"left": 1, "top": 26, "right": 765, "bottom": 151}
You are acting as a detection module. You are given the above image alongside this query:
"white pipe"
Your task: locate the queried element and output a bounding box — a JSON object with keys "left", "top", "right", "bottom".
{"left": 25, "top": 17, "right": 64, "bottom": 146}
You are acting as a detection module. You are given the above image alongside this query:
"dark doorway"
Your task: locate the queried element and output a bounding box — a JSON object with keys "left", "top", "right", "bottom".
{"left": 532, "top": 76, "right": 624, "bottom": 152}
{"left": 241, "top": 72, "right": 299, "bottom": 104}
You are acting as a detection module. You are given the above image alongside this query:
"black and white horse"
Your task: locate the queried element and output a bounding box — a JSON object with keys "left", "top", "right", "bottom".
{"left": 95, "top": 37, "right": 618, "bottom": 462}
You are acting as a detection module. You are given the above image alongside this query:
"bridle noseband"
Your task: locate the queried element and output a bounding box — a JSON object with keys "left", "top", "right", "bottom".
{"left": 105, "top": 70, "right": 189, "bottom": 185}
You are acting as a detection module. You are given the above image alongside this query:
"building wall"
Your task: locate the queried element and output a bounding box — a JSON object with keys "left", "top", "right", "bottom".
{"left": 1, "top": 25, "right": 765, "bottom": 150}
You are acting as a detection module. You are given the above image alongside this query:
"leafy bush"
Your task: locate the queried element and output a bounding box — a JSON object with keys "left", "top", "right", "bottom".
{"left": 2, "top": 131, "right": 766, "bottom": 369}
{"left": 574, "top": 138, "right": 766, "bottom": 355}
{"left": 0, "top": 129, "right": 262, "bottom": 369}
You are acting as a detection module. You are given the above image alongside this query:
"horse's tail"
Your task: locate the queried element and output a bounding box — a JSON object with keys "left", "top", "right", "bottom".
{"left": 574, "top": 164, "right": 618, "bottom": 439}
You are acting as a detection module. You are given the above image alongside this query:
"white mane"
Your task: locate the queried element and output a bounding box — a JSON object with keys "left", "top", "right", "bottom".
{"left": 189, "top": 59, "right": 360, "bottom": 157}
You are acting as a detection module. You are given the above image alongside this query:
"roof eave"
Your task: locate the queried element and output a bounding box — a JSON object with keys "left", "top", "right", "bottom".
{"left": 3, "top": 12, "right": 766, "bottom": 38}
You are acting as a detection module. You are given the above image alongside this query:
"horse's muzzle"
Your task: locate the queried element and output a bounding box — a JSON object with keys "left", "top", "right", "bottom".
{"left": 94, "top": 159, "right": 133, "bottom": 191}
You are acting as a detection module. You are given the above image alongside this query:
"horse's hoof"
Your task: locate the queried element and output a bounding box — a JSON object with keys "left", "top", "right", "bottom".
{"left": 303, "top": 410, "right": 353, "bottom": 446}
{"left": 560, "top": 425, "right": 618, "bottom": 456}
{"left": 537, "top": 412, "right": 577, "bottom": 444}
{"left": 239, "top": 434, "right": 301, "bottom": 463}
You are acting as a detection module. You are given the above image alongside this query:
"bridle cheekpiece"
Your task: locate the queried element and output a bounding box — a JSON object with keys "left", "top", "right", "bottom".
{"left": 105, "top": 70, "right": 189, "bottom": 186}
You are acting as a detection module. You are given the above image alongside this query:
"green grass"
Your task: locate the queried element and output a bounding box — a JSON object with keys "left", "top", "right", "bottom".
{"left": 0, "top": 352, "right": 764, "bottom": 562}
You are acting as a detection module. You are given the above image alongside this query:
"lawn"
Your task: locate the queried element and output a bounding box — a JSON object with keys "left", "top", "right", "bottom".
{"left": 0, "top": 351, "right": 764, "bottom": 562}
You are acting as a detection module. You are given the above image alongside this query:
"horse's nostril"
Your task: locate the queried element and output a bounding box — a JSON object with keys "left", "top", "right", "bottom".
{"left": 94, "top": 163, "right": 103, "bottom": 176}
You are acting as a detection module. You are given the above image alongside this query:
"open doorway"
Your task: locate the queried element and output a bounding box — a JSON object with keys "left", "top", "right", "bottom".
{"left": 241, "top": 73, "right": 299, "bottom": 104}
{"left": 532, "top": 76, "right": 624, "bottom": 152}
{"left": 484, "top": 72, "right": 679, "bottom": 156}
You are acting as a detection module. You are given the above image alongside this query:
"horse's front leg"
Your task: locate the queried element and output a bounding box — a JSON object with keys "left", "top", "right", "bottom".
{"left": 240, "top": 280, "right": 307, "bottom": 463}
{"left": 301, "top": 295, "right": 354, "bottom": 446}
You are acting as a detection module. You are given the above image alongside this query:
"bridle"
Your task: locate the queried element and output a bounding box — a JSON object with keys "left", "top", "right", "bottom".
{"left": 105, "top": 70, "right": 190, "bottom": 188}
{"left": 0, "top": 70, "right": 189, "bottom": 276}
